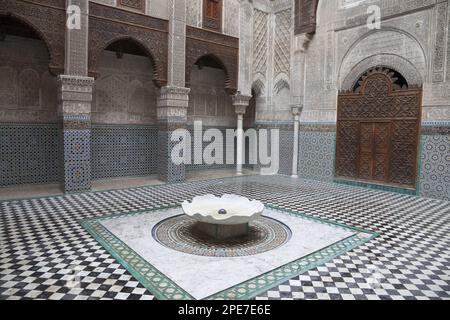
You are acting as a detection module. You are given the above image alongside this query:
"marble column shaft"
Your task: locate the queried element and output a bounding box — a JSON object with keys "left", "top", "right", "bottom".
{"left": 233, "top": 94, "right": 252, "bottom": 175}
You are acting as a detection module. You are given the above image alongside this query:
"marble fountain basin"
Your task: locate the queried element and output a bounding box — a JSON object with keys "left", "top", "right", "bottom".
{"left": 181, "top": 194, "right": 265, "bottom": 240}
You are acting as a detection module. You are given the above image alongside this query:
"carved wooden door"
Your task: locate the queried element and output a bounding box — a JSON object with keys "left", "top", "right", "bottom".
{"left": 336, "top": 68, "right": 422, "bottom": 189}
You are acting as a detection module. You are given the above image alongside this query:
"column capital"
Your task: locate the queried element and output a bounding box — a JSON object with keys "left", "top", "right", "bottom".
{"left": 294, "top": 33, "right": 313, "bottom": 53}
{"left": 58, "top": 75, "right": 94, "bottom": 90}
{"left": 157, "top": 86, "right": 191, "bottom": 122}
{"left": 291, "top": 104, "right": 304, "bottom": 117}
{"left": 233, "top": 94, "right": 252, "bottom": 115}
{"left": 57, "top": 75, "right": 94, "bottom": 116}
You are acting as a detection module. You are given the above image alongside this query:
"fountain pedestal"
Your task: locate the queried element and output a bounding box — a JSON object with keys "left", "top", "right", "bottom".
{"left": 196, "top": 222, "right": 249, "bottom": 240}
{"left": 182, "top": 194, "right": 265, "bottom": 241}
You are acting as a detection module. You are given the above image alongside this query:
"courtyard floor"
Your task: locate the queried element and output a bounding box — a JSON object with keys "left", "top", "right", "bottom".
{"left": 0, "top": 175, "right": 449, "bottom": 300}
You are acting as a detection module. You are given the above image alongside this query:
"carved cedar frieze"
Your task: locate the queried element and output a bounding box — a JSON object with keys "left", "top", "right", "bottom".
{"left": 294, "top": 0, "right": 319, "bottom": 35}
{"left": 336, "top": 68, "right": 422, "bottom": 189}
{"left": 88, "top": 2, "right": 168, "bottom": 87}
{"left": 118, "top": 0, "right": 145, "bottom": 13}
{"left": 0, "top": 0, "right": 66, "bottom": 75}
{"left": 186, "top": 26, "right": 239, "bottom": 94}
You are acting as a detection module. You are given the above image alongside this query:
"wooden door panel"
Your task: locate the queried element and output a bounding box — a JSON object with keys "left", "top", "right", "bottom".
{"left": 359, "top": 123, "right": 374, "bottom": 179}
{"left": 372, "top": 122, "right": 391, "bottom": 181}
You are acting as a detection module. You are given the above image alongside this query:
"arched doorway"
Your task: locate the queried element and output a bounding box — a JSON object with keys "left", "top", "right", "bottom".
{"left": 335, "top": 67, "right": 422, "bottom": 189}
{"left": 0, "top": 16, "right": 59, "bottom": 187}
{"left": 186, "top": 54, "right": 235, "bottom": 172}
{"left": 91, "top": 38, "right": 158, "bottom": 180}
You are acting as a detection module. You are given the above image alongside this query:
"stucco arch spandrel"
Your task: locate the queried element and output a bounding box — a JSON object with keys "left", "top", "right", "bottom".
{"left": 338, "top": 29, "right": 427, "bottom": 89}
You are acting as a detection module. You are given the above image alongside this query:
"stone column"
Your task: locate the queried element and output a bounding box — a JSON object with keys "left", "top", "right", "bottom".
{"left": 233, "top": 94, "right": 252, "bottom": 175}
{"left": 58, "top": 75, "right": 94, "bottom": 192}
{"left": 291, "top": 105, "right": 303, "bottom": 178}
{"left": 291, "top": 34, "right": 312, "bottom": 109}
{"left": 157, "top": 86, "right": 190, "bottom": 183}
{"left": 167, "top": 0, "right": 186, "bottom": 88}
{"left": 154, "top": 0, "right": 190, "bottom": 183}
{"left": 58, "top": 0, "right": 94, "bottom": 192}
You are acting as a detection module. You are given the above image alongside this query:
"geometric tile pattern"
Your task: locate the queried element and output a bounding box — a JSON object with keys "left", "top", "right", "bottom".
{"left": 62, "top": 129, "right": 92, "bottom": 193}
{"left": 91, "top": 125, "right": 158, "bottom": 180}
{"left": 149, "top": 213, "right": 291, "bottom": 257}
{"left": 298, "top": 131, "right": 336, "bottom": 182}
{"left": 186, "top": 127, "right": 236, "bottom": 172}
{"left": 1, "top": 175, "right": 449, "bottom": 300}
{"left": 420, "top": 134, "right": 450, "bottom": 201}
{"left": 0, "top": 125, "right": 60, "bottom": 187}
{"left": 157, "top": 129, "right": 186, "bottom": 183}
{"left": 253, "top": 127, "right": 294, "bottom": 176}
{"left": 278, "top": 129, "right": 294, "bottom": 176}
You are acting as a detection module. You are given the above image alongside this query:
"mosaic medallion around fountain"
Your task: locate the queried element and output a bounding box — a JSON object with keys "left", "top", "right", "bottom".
{"left": 152, "top": 215, "right": 292, "bottom": 257}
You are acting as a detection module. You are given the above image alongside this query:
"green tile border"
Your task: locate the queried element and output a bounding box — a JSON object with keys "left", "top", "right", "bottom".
{"left": 80, "top": 204, "right": 379, "bottom": 300}
{"left": 333, "top": 178, "right": 417, "bottom": 196}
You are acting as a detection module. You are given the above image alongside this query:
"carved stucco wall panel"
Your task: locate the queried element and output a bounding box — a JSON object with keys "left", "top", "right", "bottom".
{"left": 0, "top": 0, "right": 66, "bottom": 75}
{"left": 223, "top": 0, "right": 240, "bottom": 37}
{"left": 297, "top": 0, "right": 450, "bottom": 123}
{"left": 253, "top": 9, "right": 269, "bottom": 80}
{"left": 0, "top": 36, "right": 58, "bottom": 123}
{"left": 186, "top": 0, "right": 202, "bottom": 27}
{"left": 88, "top": 2, "right": 169, "bottom": 87}
{"left": 338, "top": 30, "right": 427, "bottom": 88}
{"left": 185, "top": 26, "right": 239, "bottom": 94}
{"left": 92, "top": 51, "right": 157, "bottom": 125}
{"left": 187, "top": 66, "right": 235, "bottom": 127}
{"left": 274, "top": 9, "right": 292, "bottom": 80}
{"left": 333, "top": 0, "right": 436, "bottom": 31}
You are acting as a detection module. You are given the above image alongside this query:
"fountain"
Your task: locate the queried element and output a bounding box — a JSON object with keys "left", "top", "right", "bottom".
{"left": 152, "top": 194, "right": 291, "bottom": 257}
{"left": 181, "top": 194, "right": 265, "bottom": 240}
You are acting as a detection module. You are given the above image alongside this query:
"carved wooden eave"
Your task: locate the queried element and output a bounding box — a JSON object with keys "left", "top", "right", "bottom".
{"left": 0, "top": 0, "right": 66, "bottom": 75}
{"left": 185, "top": 26, "right": 239, "bottom": 95}
{"left": 294, "top": 0, "right": 319, "bottom": 35}
{"left": 88, "top": 2, "right": 169, "bottom": 87}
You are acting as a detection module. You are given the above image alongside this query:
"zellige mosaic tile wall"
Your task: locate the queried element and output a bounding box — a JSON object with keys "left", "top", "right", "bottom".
{"left": 0, "top": 124, "right": 60, "bottom": 187}
{"left": 91, "top": 125, "right": 158, "bottom": 180}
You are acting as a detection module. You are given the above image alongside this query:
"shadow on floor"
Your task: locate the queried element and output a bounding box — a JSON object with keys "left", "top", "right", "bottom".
{"left": 0, "top": 168, "right": 258, "bottom": 201}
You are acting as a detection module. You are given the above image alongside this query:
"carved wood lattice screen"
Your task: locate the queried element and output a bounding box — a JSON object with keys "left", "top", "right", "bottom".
{"left": 203, "top": 0, "right": 222, "bottom": 32}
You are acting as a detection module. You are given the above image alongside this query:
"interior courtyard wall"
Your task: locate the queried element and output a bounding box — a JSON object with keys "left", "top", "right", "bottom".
{"left": 0, "top": 36, "right": 60, "bottom": 187}
{"left": 90, "top": 51, "right": 159, "bottom": 180}
{"left": 248, "top": 0, "right": 296, "bottom": 176}
{"left": 187, "top": 66, "right": 236, "bottom": 171}
{"left": 293, "top": 0, "right": 449, "bottom": 199}
{"left": 90, "top": 0, "right": 169, "bottom": 20}
{"left": 186, "top": 0, "right": 240, "bottom": 37}
{"left": 2, "top": 0, "right": 448, "bottom": 200}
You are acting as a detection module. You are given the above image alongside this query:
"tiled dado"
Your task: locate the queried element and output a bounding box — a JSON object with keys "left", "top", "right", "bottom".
{"left": 298, "top": 124, "right": 336, "bottom": 182}
{"left": 419, "top": 123, "right": 450, "bottom": 201}
{"left": 61, "top": 129, "right": 92, "bottom": 193}
{"left": 0, "top": 124, "right": 60, "bottom": 187}
{"left": 254, "top": 123, "right": 295, "bottom": 176}
{"left": 158, "top": 128, "right": 185, "bottom": 183}
{"left": 91, "top": 125, "right": 158, "bottom": 180}
{"left": 186, "top": 126, "right": 236, "bottom": 172}
{"left": 297, "top": 123, "right": 449, "bottom": 201}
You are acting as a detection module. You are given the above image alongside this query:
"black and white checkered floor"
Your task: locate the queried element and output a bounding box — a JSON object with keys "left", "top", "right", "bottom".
{"left": 1, "top": 175, "right": 449, "bottom": 300}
